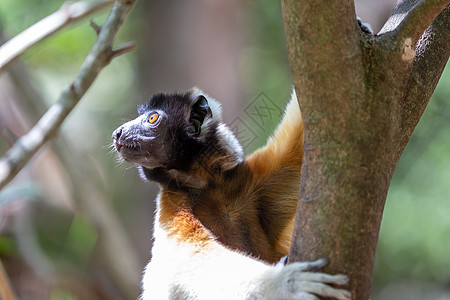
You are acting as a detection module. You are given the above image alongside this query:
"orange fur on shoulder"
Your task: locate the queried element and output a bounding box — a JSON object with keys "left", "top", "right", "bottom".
{"left": 158, "top": 190, "right": 215, "bottom": 249}
{"left": 247, "top": 93, "right": 303, "bottom": 177}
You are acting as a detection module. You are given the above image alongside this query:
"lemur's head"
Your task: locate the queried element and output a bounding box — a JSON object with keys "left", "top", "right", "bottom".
{"left": 112, "top": 88, "right": 243, "bottom": 186}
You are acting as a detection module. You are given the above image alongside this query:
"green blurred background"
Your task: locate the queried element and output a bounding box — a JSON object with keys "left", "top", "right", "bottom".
{"left": 0, "top": 0, "right": 449, "bottom": 299}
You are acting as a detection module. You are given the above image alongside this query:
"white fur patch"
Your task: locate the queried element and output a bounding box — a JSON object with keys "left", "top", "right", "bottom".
{"left": 142, "top": 222, "right": 350, "bottom": 300}
{"left": 216, "top": 123, "right": 244, "bottom": 163}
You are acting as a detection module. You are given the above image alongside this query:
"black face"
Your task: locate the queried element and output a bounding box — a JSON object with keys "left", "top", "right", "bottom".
{"left": 112, "top": 91, "right": 214, "bottom": 173}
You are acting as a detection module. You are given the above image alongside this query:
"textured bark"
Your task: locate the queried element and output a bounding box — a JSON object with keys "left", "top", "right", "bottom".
{"left": 281, "top": 0, "right": 449, "bottom": 299}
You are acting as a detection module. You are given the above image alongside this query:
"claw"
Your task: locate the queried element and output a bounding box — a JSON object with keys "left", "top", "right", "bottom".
{"left": 278, "top": 255, "right": 288, "bottom": 266}
{"left": 297, "top": 258, "right": 329, "bottom": 271}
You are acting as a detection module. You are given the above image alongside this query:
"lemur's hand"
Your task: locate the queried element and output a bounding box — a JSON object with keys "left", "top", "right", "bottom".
{"left": 260, "top": 258, "right": 351, "bottom": 300}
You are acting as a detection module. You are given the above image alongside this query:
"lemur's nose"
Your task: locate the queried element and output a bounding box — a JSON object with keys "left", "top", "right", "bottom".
{"left": 112, "top": 127, "right": 123, "bottom": 140}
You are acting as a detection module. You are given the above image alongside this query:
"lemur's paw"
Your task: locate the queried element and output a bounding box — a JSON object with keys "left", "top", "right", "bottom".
{"left": 270, "top": 258, "right": 351, "bottom": 300}
{"left": 357, "top": 16, "right": 373, "bottom": 34}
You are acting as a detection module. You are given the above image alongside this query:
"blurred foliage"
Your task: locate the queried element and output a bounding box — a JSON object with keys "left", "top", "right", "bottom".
{"left": 49, "top": 288, "right": 78, "bottom": 300}
{"left": 241, "top": 0, "right": 291, "bottom": 95}
{"left": 0, "top": 0, "right": 449, "bottom": 299}
{"left": 34, "top": 207, "right": 97, "bottom": 271}
{"left": 239, "top": 0, "right": 292, "bottom": 154}
{"left": 0, "top": 181, "right": 41, "bottom": 206}
{"left": 0, "top": 236, "right": 17, "bottom": 256}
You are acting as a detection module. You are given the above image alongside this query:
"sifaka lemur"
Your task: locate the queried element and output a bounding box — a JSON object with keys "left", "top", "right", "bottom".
{"left": 112, "top": 88, "right": 351, "bottom": 300}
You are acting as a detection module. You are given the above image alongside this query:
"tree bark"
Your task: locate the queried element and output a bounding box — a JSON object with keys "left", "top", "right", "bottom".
{"left": 281, "top": 0, "right": 449, "bottom": 299}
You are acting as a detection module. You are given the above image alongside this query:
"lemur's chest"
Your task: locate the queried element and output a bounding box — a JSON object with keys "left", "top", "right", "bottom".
{"left": 191, "top": 192, "right": 277, "bottom": 262}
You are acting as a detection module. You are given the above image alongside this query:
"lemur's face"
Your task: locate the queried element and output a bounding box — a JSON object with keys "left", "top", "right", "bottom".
{"left": 112, "top": 89, "right": 216, "bottom": 171}
{"left": 112, "top": 108, "right": 169, "bottom": 168}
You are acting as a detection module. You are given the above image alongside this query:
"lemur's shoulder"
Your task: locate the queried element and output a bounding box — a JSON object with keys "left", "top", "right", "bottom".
{"left": 247, "top": 91, "right": 303, "bottom": 177}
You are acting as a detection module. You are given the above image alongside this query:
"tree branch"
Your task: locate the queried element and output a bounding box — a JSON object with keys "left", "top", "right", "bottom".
{"left": 379, "top": 0, "right": 448, "bottom": 42}
{"left": 3, "top": 48, "right": 141, "bottom": 299}
{"left": 0, "top": 0, "right": 114, "bottom": 71}
{"left": 111, "top": 41, "right": 137, "bottom": 58}
{"left": 0, "top": 0, "right": 136, "bottom": 190}
{"left": 377, "top": 1, "right": 448, "bottom": 63}
{"left": 400, "top": 5, "right": 450, "bottom": 145}
{"left": 394, "top": 0, "right": 448, "bottom": 46}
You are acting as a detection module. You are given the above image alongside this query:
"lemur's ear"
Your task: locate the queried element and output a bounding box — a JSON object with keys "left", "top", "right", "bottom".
{"left": 189, "top": 95, "right": 212, "bottom": 135}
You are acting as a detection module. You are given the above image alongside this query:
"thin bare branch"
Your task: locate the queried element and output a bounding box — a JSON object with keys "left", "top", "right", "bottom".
{"left": 0, "top": 0, "right": 113, "bottom": 71}
{"left": 112, "top": 41, "right": 136, "bottom": 58}
{"left": 4, "top": 44, "right": 141, "bottom": 299}
{"left": 90, "top": 20, "right": 102, "bottom": 35}
{"left": 0, "top": 0, "right": 136, "bottom": 190}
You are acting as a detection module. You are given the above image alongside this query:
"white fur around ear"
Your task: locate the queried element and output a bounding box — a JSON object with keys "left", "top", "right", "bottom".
{"left": 190, "top": 87, "right": 243, "bottom": 169}
{"left": 190, "top": 87, "right": 223, "bottom": 122}
{"left": 216, "top": 123, "right": 244, "bottom": 169}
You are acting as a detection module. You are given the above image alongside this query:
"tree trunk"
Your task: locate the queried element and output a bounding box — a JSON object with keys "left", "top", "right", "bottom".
{"left": 281, "top": 0, "right": 450, "bottom": 299}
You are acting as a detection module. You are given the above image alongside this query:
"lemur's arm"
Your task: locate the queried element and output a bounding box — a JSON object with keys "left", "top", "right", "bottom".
{"left": 245, "top": 92, "right": 304, "bottom": 256}
{"left": 142, "top": 192, "right": 350, "bottom": 300}
{"left": 246, "top": 91, "right": 303, "bottom": 177}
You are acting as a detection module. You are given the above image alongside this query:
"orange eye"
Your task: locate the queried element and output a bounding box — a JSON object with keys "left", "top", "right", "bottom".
{"left": 148, "top": 112, "right": 159, "bottom": 124}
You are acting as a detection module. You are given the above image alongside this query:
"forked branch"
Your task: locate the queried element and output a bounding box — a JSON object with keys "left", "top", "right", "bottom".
{"left": 0, "top": 0, "right": 113, "bottom": 71}
{"left": 0, "top": 0, "right": 136, "bottom": 190}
